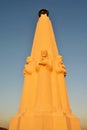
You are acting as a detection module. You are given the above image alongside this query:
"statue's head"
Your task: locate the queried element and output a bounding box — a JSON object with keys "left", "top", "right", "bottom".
{"left": 41, "top": 50, "right": 48, "bottom": 58}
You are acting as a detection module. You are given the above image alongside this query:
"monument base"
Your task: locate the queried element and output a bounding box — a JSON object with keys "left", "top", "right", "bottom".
{"left": 9, "top": 112, "right": 81, "bottom": 130}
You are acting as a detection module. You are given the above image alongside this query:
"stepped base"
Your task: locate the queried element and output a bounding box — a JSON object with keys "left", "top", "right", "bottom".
{"left": 9, "top": 112, "right": 81, "bottom": 130}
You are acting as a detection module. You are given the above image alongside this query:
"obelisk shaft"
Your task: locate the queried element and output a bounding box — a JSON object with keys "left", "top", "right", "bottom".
{"left": 9, "top": 9, "right": 81, "bottom": 130}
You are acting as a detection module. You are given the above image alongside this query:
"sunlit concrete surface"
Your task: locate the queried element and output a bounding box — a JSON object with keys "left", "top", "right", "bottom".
{"left": 9, "top": 9, "right": 81, "bottom": 130}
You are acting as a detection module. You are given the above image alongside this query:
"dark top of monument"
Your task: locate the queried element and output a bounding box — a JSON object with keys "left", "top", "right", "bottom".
{"left": 38, "top": 9, "right": 49, "bottom": 17}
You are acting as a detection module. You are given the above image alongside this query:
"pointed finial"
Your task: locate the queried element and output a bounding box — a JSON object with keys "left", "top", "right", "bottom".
{"left": 38, "top": 9, "right": 49, "bottom": 17}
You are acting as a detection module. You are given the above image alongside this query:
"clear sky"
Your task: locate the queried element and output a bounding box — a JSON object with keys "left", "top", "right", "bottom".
{"left": 0, "top": 0, "right": 87, "bottom": 129}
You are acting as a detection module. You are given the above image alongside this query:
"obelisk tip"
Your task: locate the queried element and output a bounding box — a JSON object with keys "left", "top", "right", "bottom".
{"left": 38, "top": 9, "right": 49, "bottom": 17}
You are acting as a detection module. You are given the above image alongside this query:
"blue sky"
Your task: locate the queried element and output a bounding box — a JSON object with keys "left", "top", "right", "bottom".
{"left": 0, "top": 0, "right": 87, "bottom": 129}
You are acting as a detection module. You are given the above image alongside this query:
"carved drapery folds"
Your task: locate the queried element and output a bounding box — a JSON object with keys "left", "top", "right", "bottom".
{"left": 24, "top": 50, "right": 66, "bottom": 76}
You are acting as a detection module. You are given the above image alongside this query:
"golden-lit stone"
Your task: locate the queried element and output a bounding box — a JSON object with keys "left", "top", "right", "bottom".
{"left": 9, "top": 9, "right": 81, "bottom": 130}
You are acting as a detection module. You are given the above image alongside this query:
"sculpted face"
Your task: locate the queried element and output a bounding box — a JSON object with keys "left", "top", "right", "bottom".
{"left": 41, "top": 50, "right": 48, "bottom": 58}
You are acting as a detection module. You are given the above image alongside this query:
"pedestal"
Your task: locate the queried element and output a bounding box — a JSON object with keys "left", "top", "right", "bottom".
{"left": 9, "top": 112, "right": 81, "bottom": 130}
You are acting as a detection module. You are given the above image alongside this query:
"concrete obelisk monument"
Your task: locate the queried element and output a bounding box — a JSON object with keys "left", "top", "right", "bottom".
{"left": 9, "top": 9, "right": 81, "bottom": 130}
